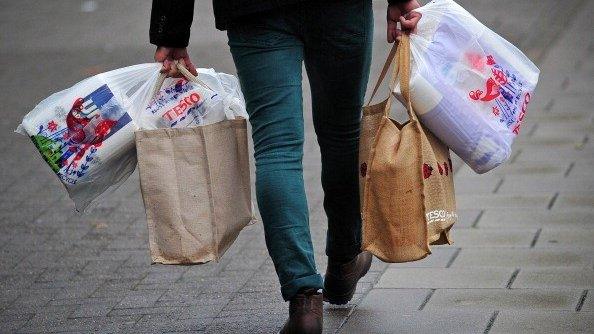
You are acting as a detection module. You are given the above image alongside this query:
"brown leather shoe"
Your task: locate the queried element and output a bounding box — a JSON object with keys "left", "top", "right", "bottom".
{"left": 323, "top": 251, "right": 373, "bottom": 305}
{"left": 279, "top": 288, "right": 323, "bottom": 334}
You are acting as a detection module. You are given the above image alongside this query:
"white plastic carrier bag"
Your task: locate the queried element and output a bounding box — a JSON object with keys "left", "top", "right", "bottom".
{"left": 393, "top": 0, "right": 540, "bottom": 173}
{"left": 16, "top": 63, "right": 161, "bottom": 211}
{"left": 16, "top": 61, "right": 247, "bottom": 212}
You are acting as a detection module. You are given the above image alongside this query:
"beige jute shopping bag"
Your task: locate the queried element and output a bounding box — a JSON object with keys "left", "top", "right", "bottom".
{"left": 359, "top": 35, "right": 457, "bottom": 263}
{"left": 136, "top": 63, "right": 255, "bottom": 265}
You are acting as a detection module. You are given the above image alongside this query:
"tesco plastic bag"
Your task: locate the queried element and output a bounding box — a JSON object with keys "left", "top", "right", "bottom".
{"left": 16, "top": 63, "right": 162, "bottom": 211}
{"left": 140, "top": 67, "right": 247, "bottom": 129}
{"left": 393, "top": 0, "right": 540, "bottom": 173}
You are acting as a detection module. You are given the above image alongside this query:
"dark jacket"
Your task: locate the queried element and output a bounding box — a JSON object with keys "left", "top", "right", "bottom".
{"left": 150, "top": 0, "right": 408, "bottom": 48}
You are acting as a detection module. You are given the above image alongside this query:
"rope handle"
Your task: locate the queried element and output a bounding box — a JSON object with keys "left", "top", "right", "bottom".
{"left": 150, "top": 60, "right": 213, "bottom": 99}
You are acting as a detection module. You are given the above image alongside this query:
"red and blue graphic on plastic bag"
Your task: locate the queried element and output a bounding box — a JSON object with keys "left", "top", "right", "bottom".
{"left": 31, "top": 84, "right": 131, "bottom": 184}
{"left": 468, "top": 55, "right": 531, "bottom": 135}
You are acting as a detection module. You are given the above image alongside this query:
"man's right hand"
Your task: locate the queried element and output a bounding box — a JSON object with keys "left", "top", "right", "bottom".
{"left": 154, "top": 46, "right": 198, "bottom": 77}
{"left": 387, "top": 0, "right": 422, "bottom": 43}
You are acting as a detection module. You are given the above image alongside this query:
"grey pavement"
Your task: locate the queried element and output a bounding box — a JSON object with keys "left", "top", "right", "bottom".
{"left": 1, "top": 0, "right": 593, "bottom": 333}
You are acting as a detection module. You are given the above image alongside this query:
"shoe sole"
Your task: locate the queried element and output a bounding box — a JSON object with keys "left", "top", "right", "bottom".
{"left": 323, "top": 255, "right": 373, "bottom": 305}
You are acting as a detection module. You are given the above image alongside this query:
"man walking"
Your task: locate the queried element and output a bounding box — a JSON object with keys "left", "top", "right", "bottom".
{"left": 149, "top": 0, "right": 421, "bottom": 332}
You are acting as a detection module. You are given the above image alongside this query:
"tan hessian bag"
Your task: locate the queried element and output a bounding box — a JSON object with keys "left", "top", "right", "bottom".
{"left": 359, "top": 35, "right": 457, "bottom": 263}
{"left": 136, "top": 62, "right": 256, "bottom": 264}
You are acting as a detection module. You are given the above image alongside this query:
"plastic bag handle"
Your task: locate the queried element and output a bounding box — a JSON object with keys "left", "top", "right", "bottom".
{"left": 150, "top": 60, "right": 213, "bottom": 99}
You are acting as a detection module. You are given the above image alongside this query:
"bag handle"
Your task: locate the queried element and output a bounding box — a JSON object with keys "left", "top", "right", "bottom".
{"left": 366, "top": 42, "right": 399, "bottom": 106}
{"left": 381, "top": 34, "right": 418, "bottom": 122}
{"left": 397, "top": 34, "right": 414, "bottom": 118}
{"left": 150, "top": 60, "right": 213, "bottom": 99}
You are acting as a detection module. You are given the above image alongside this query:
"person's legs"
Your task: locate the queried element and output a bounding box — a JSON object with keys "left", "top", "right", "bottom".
{"left": 227, "top": 11, "right": 323, "bottom": 302}
{"left": 302, "top": 0, "right": 374, "bottom": 262}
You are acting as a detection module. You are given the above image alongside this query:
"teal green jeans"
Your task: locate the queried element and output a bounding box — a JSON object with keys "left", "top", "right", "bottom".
{"left": 227, "top": 0, "right": 373, "bottom": 301}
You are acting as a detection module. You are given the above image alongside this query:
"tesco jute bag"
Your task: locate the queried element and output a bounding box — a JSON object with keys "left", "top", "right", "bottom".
{"left": 359, "top": 36, "right": 457, "bottom": 263}
{"left": 136, "top": 64, "right": 256, "bottom": 264}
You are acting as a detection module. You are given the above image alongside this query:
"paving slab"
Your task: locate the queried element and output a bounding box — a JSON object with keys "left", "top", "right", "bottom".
{"left": 452, "top": 248, "right": 594, "bottom": 268}
{"left": 476, "top": 209, "right": 594, "bottom": 229}
{"left": 456, "top": 161, "right": 569, "bottom": 178}
{"left": 355, "top": 288, "right": 431, "bottom": 312}
{"left": 0, "top": 314, "right": 33, "bottom": 333}
{"left": 567, "top": 160, "right": 594, "bottom": 179}
{"left": 456, "top": 194, "right": 553, "bottom": 210}
{"left": 424, "top": 289, "right": 582, "bottom": 311}
{"left": 133, "top": 314, "right": 214, "bottom": 333}
{"left": 454, "top": 177, "right": 501, "bottom": 194}
{"left": 454, "top": 209, "right": 483, "bottom": 228}
{"left": 376, "top": 268, "right": 514, "bottom": 289}
{"left": 533, "top": 125, "right": 594, "bottom": 142}
{"left": 514, "top": 147, "right": 594, "bottom": 163}
{"left": 489, "top": 311, "right": 594, "bottom": 334}
{"left": 323, "top": 308, "right": 351, "bottom": 334}
{"left": 339, "top": 310, "right": 492, "bottom": 334}
{"left": 515, "top": 129, "right": 587, "bottom": 141}
{"left": 535, "top": 229, "right": 594, "bottom": 248}
{"left": 443, "top": 228, "right": 537, "bottom": 248}
{"left": 71, "top": 301, "right": 120, "bottom": 318}
{"left": 513, "top": 134, "right": 586, "bottom": 148}
{"left": 581, "top": 292, "right": 593, "bottom": 311}
{"left": 114, "top": 290, "right": 164, "bottom": 309}
{"left": 523, "top": 110, "right": 592, "bottom": 123}
{"left": 497, "top": 177, "right": 594, "bottom": 193}
{"left": 512, "top": 269, "right": 594, "bottom": 289}
{"left": 553, "top": 193, "right": 594, "bottom": 210}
